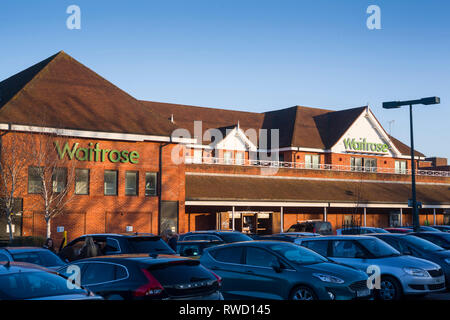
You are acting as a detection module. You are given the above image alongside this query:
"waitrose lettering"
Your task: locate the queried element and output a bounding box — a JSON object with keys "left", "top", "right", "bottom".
{"left": 343, "top": 138, "right": 389, "bottom": 153}
{"left": 54, "top": 142, "right": 139, "bottom": 164}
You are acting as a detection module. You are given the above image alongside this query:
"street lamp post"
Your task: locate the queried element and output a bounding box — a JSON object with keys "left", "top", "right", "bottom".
{"left": 382, "top": 97, "right": 440, "bottom": 232}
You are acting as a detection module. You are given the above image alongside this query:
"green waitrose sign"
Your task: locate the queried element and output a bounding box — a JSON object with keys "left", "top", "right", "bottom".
{"left": 343, "top": 138, "right": 389, "bottom": 153}
{"left": 54, "top": 142, "right": 140, "bottom": 164}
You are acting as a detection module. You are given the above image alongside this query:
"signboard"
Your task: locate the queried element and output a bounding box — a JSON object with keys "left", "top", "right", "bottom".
{"left": 126, "top": 226, "right": 133, "bottom": 232}
{"left": 343, "top": 138, "right": 389, "bottom": 153}
{"left": 54, "top": 142, "right": 140, "bottom": 164}
{"left": 57, "top": 226, "right": 64, "bottom": 232}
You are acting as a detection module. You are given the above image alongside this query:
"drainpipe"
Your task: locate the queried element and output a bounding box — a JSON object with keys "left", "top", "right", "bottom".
{"left": 158, "top": 139, "right": 172, "bottom": 235}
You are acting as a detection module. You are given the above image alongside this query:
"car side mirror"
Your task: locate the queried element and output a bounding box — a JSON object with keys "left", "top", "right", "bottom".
{"left": 270, "top": 260, "right": 282, "bottom": 273}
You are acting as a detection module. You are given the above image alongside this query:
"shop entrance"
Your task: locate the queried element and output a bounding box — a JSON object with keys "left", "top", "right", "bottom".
{"left": 225, "top": 211, "right": 273, "bottom": 235}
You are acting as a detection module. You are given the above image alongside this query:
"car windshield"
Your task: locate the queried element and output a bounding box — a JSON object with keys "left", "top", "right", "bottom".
{"left": 127, "top": 237, "right": 175, "bottom": 254}
{"left": 0, "top": 271, "right": 87, "bottom": 299}
{"left": 404, "top": 235, "right": 445, "bottom": 252}
{"left": 269, "top": 243, "right": 327, "bottom": 265}
{"left": 219, "top": 233, "right": 252, "bottom": 243}
{"left": 12, "top": 251, "right": 66, "bottom": 267}
{"left": 357, "top": 238, "right": 400, "bottom": 258}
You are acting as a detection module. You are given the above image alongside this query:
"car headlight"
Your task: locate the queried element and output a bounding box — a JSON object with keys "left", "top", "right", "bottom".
{"left": 313, "top": 273, "right": 345, "bottom": 284}
{"left": 403, "top": 267, "right": 430, "bottom": 277}
{"left": 444, "top": 258, "right": 450, "bottom": 265}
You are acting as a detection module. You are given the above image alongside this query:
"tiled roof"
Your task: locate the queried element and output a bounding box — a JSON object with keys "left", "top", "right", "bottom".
{"left": 0, "top": 51, "right": 174, "bottom": 137}
{"left": 186, "top": 175, "right": 450, "bottom": 204}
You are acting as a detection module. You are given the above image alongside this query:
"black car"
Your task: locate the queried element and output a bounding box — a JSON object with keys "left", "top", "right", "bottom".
{"left": 371, "top": 233, "right": 450, "bottom": 287}
{"left": 178, "top": 230, "right": 253, "bottom": 243}
{"left": 411, "top": 232, "right": 450, "bottom": 250}
{"left": 57, "top": 254, "right": 223, "bottom": 300}
{"left": 286, "top": 220, "right": 333, "bottom": 235}
{"left": 0, "top": 247, "right": 67, "bottom": 270}
{"left": 177, "top": 240, "right": 222, "bottom": 258}
{"left": 0, "top": 261, "right": 101, "bottom": 300}
{"left": 431, "top": 225, "right": 450, "bottom": 233}
{"left": 59, "top": 233, "right": 175, "bottom": 262}
{"left": 400, "top": 226, "right": 441, "bottom": 232}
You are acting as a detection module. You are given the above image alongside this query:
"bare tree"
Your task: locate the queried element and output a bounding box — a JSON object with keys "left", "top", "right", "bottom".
{"left": 0, "top": 132, "right": 34, "bottom": 242}
{"left": 28, "top": 130, "right": 76, "bottom": 238}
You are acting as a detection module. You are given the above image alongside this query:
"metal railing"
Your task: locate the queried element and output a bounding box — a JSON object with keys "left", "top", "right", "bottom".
{"left": 184, "top": 156, "right": 450, "bottom": 177}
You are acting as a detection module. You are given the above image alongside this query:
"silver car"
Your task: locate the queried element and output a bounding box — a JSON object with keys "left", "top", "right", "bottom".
{"left": 294, "top": 235, "right": 446, "bottom": 300}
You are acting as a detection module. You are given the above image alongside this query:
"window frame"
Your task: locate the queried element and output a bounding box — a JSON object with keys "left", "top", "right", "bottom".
{"left": 104, "top": 170, "right": 118, "bottom": 196}
{"left": 75, "top": 168, "right": 90, "bottom": 195}
{"left": 125, "top": 171, "right": 139, "bottom": 196}
{"left": 145, "top": 172, "right": 158, "bottom": 197}
{"left": 28, "top": 166, "right": 43, "bottom": 194}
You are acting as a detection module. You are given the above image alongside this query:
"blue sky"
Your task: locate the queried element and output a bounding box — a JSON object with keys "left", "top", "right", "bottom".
{"left": 1, "top": 0, "right": 449, "bottom": 159}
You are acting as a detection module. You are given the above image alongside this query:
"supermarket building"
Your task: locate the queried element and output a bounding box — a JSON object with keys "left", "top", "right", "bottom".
{"left": 0, "top": 51, "right": 449, "bottom": 243}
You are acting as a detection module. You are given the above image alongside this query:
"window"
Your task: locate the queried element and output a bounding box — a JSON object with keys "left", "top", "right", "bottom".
{"left": 331, "top": 240, "right": 365, "bottom": 258}
{"left": 395, "top": 160, "right": 407, "bottom": 174}
{"left": 212, "top": 247, "right": 244, "bottom": 264}
{"left": 184, "top": 234, "right": 222, "bottom": 241}
{"left": 302, "top": 240, "right": 329, "bottom": 256}
{"left": 145, "top": 172, "right": 157, "bottom": 196}
{"left": 351, "top": 157, "right": 377, "bottom": 172}
{"left": 75, "top": 169, "right": 89, "bottom": 195}
{"left": 305, "top": 155, "right": 320, "bottom": 169}
{"left": 28, "top": 167, "right": 43, "bottom": 194}
{"left": 104, "top": 170, "right": 118, "bottom": 195}
{"left": 125, "top": 171, "right": 138, "bottom": 196}
{"left": 224, "top": 151, "right": 232, "bottom": 164}
{"left": 245, "top": 247, "right": 278, "bottom": 268}
{"left": 52, "top": 168, "right": 67, "bottom": 193}
{"left": 193, "top": 149, "right": 202, "bottom": 164}
{"left": 235, "top": 152, "right": 244, "bottom": 165}
{"left": 0, "top": 252, "right": 9, "bottom": 261}
{"left": 82, "top": 263, "right": 116, "bottom": 285}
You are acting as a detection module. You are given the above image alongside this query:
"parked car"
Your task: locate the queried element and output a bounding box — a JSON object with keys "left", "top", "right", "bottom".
{"left": 178, "top": 230, "right": 253, "bottom": 243}
{"left": 295, "top": 235, "right": 446, "bottom": 300}
{"left": 400, "top": 226, "right": 441, "bottom": 232}
{"left": 384, "top": 228, "right": 413, "bottom": 234}
{"left": 411, "top": 232, "right": 450, "bottom": 250}
{"left": 370, "top": 233, "right": 450, "bottom": 288}
{"left": 430, "top": 225, "right": 450, "bottom": 233}
{"left": 286, "top": 220, "right": 333, "bottom": 235}
{"left": 57, "top": 254, "right": 223, "bottom": 300}
{"left": 200, "top": 241, "right": 371, "bottom": 300}
{"left": 59, "top": 233, "right": 175, "bottom": 262}
{"left": 252, "top": 233, "right": 320, "bottom": 242}
{"left": 336, "top": 227, "right": 389, "bottom": 235}
{"left": 176, "top": 240, "right": 222, "bottom": 258}
{"left": 0, "top": 261, "right": 101, "bottom": 300}
{"left": 0, "top": 247, "right": 67, "bottom": 270}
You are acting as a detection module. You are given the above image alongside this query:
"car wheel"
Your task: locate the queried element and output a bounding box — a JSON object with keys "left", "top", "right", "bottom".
{"left": 376, "top": 276, "right": 402, "bottom": 301}
{"left": 290, "top": 286, "right": 317, "bottom": 300}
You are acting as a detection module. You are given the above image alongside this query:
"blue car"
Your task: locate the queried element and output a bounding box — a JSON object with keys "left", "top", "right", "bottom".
{"left": 200, "top": 241, "right": 371, "bottom": 300}
{"left": 295, "top": 236, "right": 446, "bottom": 300}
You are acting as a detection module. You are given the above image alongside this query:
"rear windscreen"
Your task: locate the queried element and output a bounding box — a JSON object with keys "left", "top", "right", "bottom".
{"left": 148, "top": 262, "right": 214, "bottom": 286}
{"left": 219, "top": 233, "right": 252, "bottom": 243}
{"left": 127, "top": 237, "right": 175, "bottom": 254}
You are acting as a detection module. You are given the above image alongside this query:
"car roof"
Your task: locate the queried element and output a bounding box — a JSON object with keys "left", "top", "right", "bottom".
{"left": 0, "top": 261, "right": 53, "bottom": 275}
{"left": 297, "top": 235, "right": 376, "bottom": 240}
{"left": 73, "top": 233, "right": 159, "bottom": 240}
{"left": 177, "top": 240, "right": 222, "bottom": 244}
{"left": 70, "top": 254, "right": 192, "bottom": 265}
{"left": 183, "top": 230, "right": 241, "bottom": 234}
{"left": 0, "top": 247, "right": 49, "bottom": 252}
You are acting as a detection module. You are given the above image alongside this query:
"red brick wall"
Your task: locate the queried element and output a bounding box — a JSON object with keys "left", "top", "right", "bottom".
{"left": 1, "top": 132, "right": 185, "bottom": 244}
